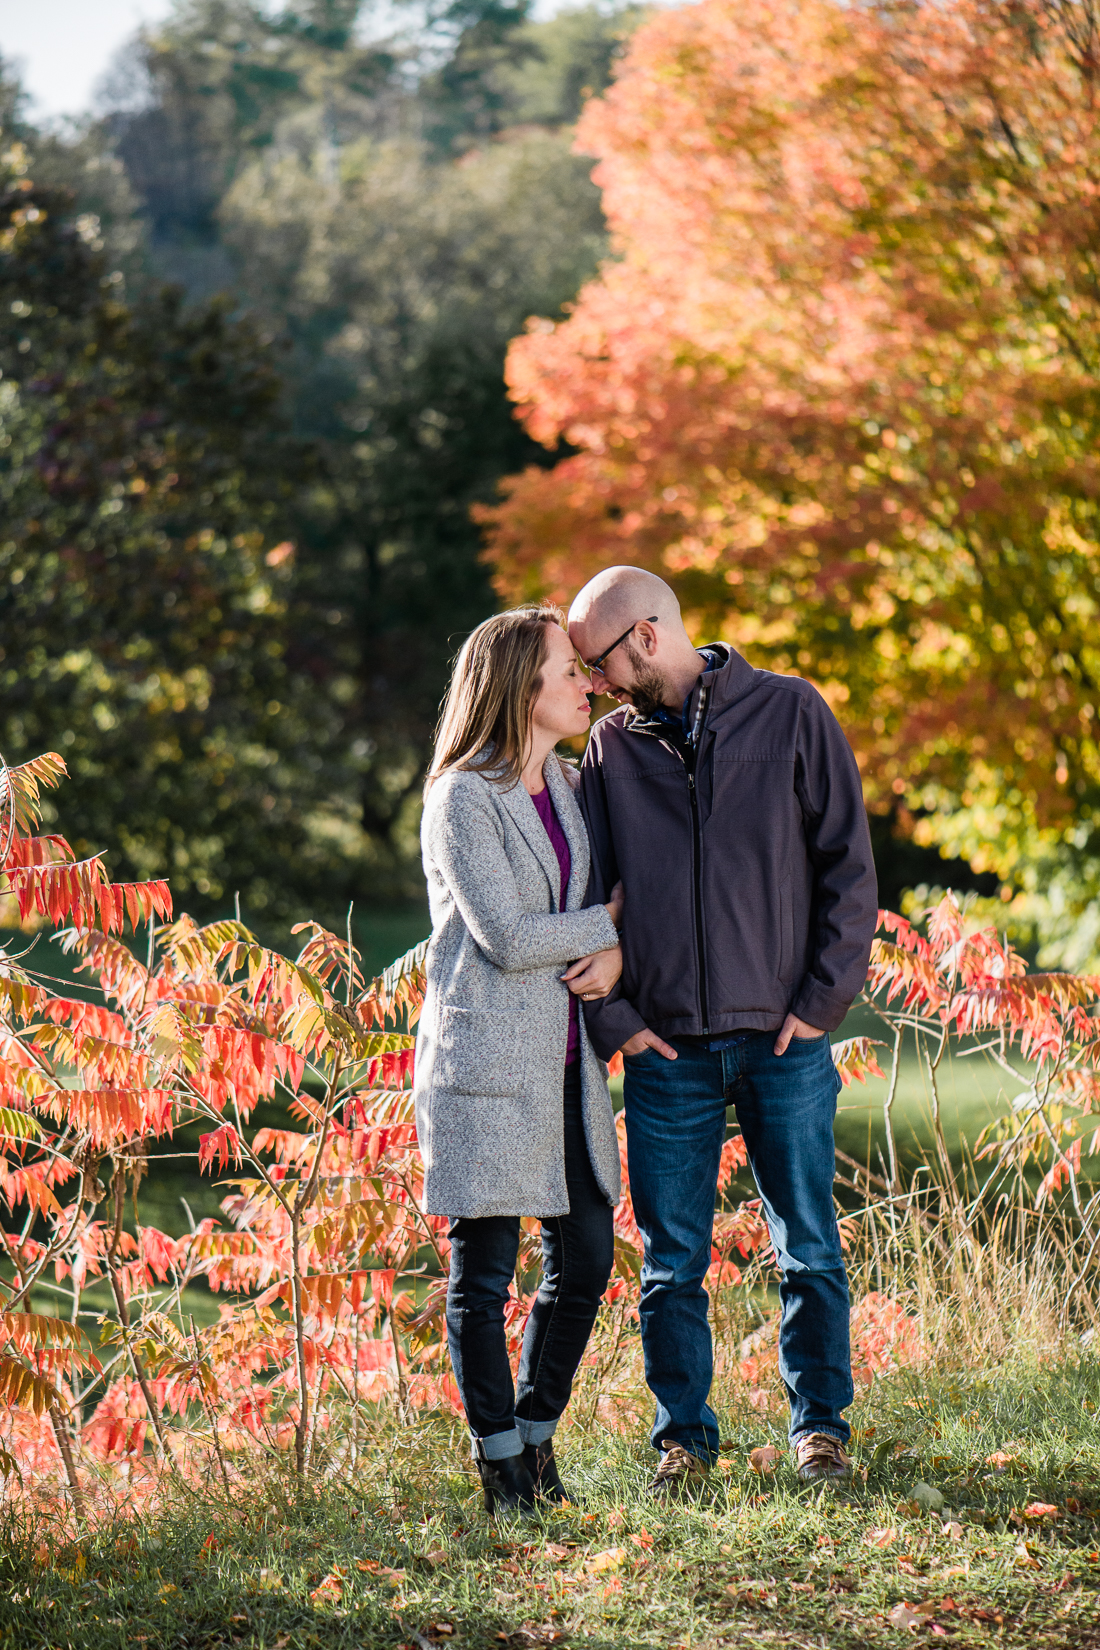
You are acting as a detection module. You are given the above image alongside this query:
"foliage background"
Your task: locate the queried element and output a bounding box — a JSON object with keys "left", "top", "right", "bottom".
{"left": 485, "top": 0, "right": 1100, "bottom": 969}
{"left": 1, "top": 0, "right": 1006, "bottom": 945}
{"left": 0, "top": 0, "right": 639, "bottom": 933}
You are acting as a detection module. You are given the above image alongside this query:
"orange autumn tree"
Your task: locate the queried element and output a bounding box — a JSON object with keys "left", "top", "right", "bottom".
{"left": 484, "top": 0, "right": 1100, "bottom": 940}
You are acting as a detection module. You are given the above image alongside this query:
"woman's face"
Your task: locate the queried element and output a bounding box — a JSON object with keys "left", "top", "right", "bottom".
{"left": 529, "top": 625, "right": 594, "bottom": 746}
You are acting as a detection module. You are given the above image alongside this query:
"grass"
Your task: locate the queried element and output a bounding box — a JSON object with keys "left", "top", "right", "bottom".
{"left": 5, "top": 1345, "right": 1100, "bottom": 1649}
{"left": 8, "top": 916, "right": 1100, "bottom": 1647}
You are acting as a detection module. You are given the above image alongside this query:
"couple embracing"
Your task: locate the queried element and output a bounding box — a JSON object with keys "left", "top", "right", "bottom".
{"left": 413, "top": 567, "right": 878, "bottom": 1516}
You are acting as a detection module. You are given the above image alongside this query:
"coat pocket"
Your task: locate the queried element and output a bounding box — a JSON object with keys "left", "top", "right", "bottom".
{"left": 436, "top": 1006, "right": 527, "bottom": 1098}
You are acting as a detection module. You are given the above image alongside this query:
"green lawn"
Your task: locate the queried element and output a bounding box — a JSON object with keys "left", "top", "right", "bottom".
{"left": 832, "top": 1039, "right": 1018, "bottom": 1178}
{"left": 4, "top": 1349, "right": 1100, "bottom": 1648}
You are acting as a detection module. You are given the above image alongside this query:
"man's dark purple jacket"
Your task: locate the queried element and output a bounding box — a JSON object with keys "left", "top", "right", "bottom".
{"left": 578, "top": 644, "right": 879, "bottom": 1061}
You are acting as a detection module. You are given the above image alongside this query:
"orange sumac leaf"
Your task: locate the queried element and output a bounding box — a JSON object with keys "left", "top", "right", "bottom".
{"left": 198, "top": 1125, "right": 242, "bottom": 1175}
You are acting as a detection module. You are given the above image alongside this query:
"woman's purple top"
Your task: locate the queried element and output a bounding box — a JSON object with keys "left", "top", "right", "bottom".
{"left": 531, "top": 785, "right": 581, "bottom": 1064}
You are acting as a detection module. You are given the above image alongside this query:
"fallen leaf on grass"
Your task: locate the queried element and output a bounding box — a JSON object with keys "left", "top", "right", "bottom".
{"left": 1020, "top": 1502, "right": 1060, "bottom": 1520}
{"left": 749, "top": 1446, "right": 782, "bottom": 1475}
{"left": 941, "top": 1521, "right": 964, "bottom": 1540}
{"left": 985, "top": 1451, "right": 1024, "bottom": 1473}
{"left": 248, "top": 1568, "right": 286, "bottom": 1594}
{"left": 629, "top": 1529, "right": 653, "bottom": 1551}
{"left": 357, "top": 1559, "right": 406, "bottom": 1585}
{"left": 726, "top": 1579, "right": 777, "bottom": 1608}
{"left": 541, "top": 1542, "right": 572, "bottom": 1563}
{"left": 309, "top": 1569, "right": 345, "bottom": 1605}
{"left": 1014, "top": 1540, "right": 1041, "bottom": 1570}
{"left": 587, "top": 1547, "right": 627, "bottom": 1574}
{"left": 902, "top": 1482, "right": 945, "bottom": 1515}
{"left": 887, "top": 1600, "right": 937, "bottom": 1630}
{"left": 789, "top": 1581, "right": 815, "bottom": 1594}
{"left": 423, "top": 1548, "right": 448, "bottom": 1569}
{"left": 864, "top": 1527, "right": 898, "bottom": 1549}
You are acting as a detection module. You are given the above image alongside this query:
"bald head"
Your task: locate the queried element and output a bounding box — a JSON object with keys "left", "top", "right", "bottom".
{"left": 568, "top": 565, "right": 705, "bottom": 712}
{"left": 568, "top": 566, "right": 687, "bottom": 660}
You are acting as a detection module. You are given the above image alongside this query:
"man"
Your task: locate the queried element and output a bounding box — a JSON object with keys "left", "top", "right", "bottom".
{"left": 568, "top": 566, "right": 878, "bottom": 1496}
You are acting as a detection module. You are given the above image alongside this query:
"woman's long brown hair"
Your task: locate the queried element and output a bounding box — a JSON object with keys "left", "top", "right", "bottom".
{"left": 426, "top": 604, "right": 566, "bottom": 792}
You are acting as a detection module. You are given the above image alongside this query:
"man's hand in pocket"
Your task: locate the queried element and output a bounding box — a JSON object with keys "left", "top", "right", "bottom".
{"left": 773, "top": 1013, "right": 825, "bottom": 1056}
{"left": 620, "top": 1028, "right": 678, "bottom": 1060}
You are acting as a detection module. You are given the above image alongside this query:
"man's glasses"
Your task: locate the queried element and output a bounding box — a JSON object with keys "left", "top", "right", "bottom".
{"left": 585, "top": 617, "right": 659, "bottom": 675}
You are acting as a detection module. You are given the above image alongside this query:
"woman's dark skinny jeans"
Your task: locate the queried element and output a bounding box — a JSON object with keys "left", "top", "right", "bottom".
{"left": 446, "top": 1064, "right": 614, "bottom": 1459}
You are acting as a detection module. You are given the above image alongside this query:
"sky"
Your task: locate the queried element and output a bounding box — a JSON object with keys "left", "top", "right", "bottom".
{"left": 0, "top": 0, "right": 568, "bottom": 122}
{"left": 0, "top": 0, "right": 176, "bottom": 121}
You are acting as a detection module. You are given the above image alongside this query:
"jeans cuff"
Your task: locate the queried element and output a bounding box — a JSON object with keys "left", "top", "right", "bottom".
{"left": 472, "top": 1428, "right": 523, "bottom": 1461}
{"left": 790, "top": 1425, "right": 849, "bottom": 1445}
{"left": 515, "top": 1416, "right": 557, "bottom": 1446}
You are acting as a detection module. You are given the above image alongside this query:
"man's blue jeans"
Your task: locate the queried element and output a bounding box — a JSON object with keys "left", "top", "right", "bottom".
{"left": 623, "top": 1031, "right": 851, "bottom": 1461}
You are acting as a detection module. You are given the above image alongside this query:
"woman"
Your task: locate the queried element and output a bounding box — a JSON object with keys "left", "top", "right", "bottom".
{"left": 414, "top": 604, "right": 624, "bottom": 1517}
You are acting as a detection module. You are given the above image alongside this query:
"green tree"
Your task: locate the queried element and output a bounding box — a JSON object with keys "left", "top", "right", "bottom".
{"left": 221, "top": 127, "right": 608, "bottom": 842}
{"left": 1, "top": 5, "right": 641, "bottom": 911}
{"left": 0, "top": 141, "right": 357, "bottom": 923}
{"left": 419, "top": 0, "right": 642, "bottom": 151}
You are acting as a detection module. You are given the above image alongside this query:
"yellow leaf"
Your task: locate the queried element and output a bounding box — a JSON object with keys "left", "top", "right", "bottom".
{"left": 0, "top": 1357, "right": 61, "bottom": 1415}
{"left": 0, "top": 1107, "right": 40, "bottom": 1142}
{"left": 586, "top": 1547, "right": 626, "bottom": 1574}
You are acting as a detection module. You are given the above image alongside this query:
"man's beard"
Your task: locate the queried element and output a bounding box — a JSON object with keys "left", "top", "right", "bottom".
{"left": 620, "top": 643, "right": 671, "bottom": 719}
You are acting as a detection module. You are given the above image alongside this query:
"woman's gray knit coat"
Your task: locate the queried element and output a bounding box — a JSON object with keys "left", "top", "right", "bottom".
{"left": 414, "top": 754, "right": 622, "bottom": 1220}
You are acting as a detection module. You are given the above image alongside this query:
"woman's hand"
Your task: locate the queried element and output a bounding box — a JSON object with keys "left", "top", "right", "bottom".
{"left": 604, "top": 880, "right": 625, "bottom": 929}
{"left": 562, "top": 945, "right": 623, "bottom": 1001}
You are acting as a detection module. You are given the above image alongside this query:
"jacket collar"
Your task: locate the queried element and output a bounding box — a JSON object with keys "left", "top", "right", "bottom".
{"left": 623, "top": 643, "right": 756, "bottom": 739}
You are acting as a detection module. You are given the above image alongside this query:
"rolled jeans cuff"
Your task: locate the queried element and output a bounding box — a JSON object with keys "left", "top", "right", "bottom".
{"left": 790, "top": 1425, "right": 849, "bottom": 1445}
{"left": 515, "top": 1416, "right": 557, "bottom": 1446}
{"left": 473, "top": 1427, "right": 523, "bottom": 1460}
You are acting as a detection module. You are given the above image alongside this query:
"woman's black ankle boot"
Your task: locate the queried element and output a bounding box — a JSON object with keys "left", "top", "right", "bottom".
{"left": 473, "top": 1441, "right": 537, "bottom": 1518}
{"left": 522, "top": 1440, "right": 568, "bottom": 1505}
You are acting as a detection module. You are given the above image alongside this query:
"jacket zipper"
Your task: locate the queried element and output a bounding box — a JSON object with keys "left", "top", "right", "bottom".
{"left": 635, "top": 677, "right": 712, "bottom": 1035}
{"left": 687, "top": 764, "right": 711, "bottom": 1036}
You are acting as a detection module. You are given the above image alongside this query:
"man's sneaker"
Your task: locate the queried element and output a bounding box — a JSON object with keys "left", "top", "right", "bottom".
{"left": 794, "top": 1432, "right": 852, "bottom": 1482}
{"left": 650, "top": 1441, "right": 708, "bottom": 1500}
